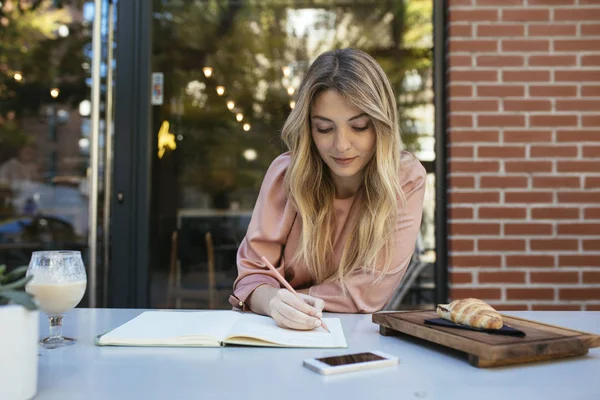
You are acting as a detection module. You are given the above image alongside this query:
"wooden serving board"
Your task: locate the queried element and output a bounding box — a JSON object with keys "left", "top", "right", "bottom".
{"left": 372, "top": 310, "right": 600, "bottom": 368}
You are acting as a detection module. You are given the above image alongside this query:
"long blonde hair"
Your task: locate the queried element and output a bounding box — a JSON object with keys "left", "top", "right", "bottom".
{"left": 281, "top": 48, "right": 406, "bottom": 287}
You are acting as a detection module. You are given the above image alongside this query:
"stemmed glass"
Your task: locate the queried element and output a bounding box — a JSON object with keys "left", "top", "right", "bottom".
{"left": 25, "top": 251, "right": 87, "bottom": 349}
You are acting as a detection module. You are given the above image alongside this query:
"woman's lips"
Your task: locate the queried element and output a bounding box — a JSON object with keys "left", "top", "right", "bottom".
{"left": 333, "top": 156, "right": 357, "bottom": 166}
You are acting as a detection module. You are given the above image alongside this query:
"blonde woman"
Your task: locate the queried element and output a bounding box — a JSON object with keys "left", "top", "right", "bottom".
{"left": 229, "top": 48, "right": 426, "bottom": 331}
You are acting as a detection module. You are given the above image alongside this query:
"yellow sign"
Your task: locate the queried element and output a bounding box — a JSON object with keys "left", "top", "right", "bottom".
{"left": 157, "top": 120, "right": 176, "bottom": 159}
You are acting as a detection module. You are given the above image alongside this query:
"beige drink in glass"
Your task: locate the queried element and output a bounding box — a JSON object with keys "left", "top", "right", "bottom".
{"left": 26, "top": 251, "right": 87, "bottom": 349}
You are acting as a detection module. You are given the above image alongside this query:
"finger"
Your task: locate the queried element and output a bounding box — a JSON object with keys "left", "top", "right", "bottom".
{"left": 300, "top": 295, "right": 325, "bottom": 313}
{"left": 275, "top": 300, "right": 321, "bottom": 330}
{"left": 278, "top": 290, "right": 321, "bottom": 317}
{"left": 271, "top": 307, "right": 318, "bottom": 331}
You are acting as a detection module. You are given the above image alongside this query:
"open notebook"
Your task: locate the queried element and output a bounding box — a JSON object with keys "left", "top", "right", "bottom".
{"left": 95, "top": 311, "right": 347, "bottom": 348}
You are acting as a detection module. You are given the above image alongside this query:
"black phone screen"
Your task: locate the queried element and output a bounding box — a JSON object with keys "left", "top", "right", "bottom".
{"left": 316, "top": 352, "right": 386, "bottom": 366}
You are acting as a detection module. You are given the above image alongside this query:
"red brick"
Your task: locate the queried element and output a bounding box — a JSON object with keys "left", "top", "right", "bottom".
{"left": 481, "top": 176, "right": 528, "bottom": 188}
{"left": 531, "top": 271, "right": 579, "bottom": 284}
{"left": 532, "top": 305, "right": 581, "bottom": 311}
{"left": 490, "top": 303, "right": 529, "bottom": 311}
{"left": 502, "top": 70, "right": 550, "bottom": 82}
{"left": 504, "top": 130, "right": 552, "bottom": 143}
{"left": 529, "top": 85, "right": 577, "bottom": 97}
{"left": 505, "top": 223, "right": 553, "bottom": 235}
{"left": 582, "top": 55, "right": 600, "bottom": 67}
{"left": 504, "top": 100, "right": 551, "bottom": 112}
{"left": 450, "top": 255, "right": 502, "bottom": 268}
{"left": 529, "top": 55, "right": 577, "bottom": 67}
{"left": 586, "top": 305, "right": 600, "bottom": 311}
{"left": 477, "top": 24, "right": 525, "bottom": 37}
{"left": 450, "top": 130, "right": 499, "bottom": 143}
{"left": 558, "top": 192, "right": 600, "bottom": 203}
{"left": 449, "top": 0, "right": 472, "bottom": 5}
{"left": 557, "top": 100, "right": 600, "bottom": 112}
{"left": 507, "top": 255, "right": 555, "bottom": 267}
{"left": 556, "top": 70, "right": 600, "bottom": 82}
{"left": 451, "top": 161, "right": 499, "bottom": 172}
{"left": 560, "top": 288, "right": 600, "bottom": 301}
{"left": 582, "top": 86, "right": 600, "bottom": 97}
{"left": 532, "top": 176, "right": 580, "bottom": 188}
{"left": 529, "top": 24, "right": 576, "bottom": 36}
{"left": 449, "top": 85, "right": 473, "bottom": 97}
{"left": 449, "top": 24, "right": 473, "bottom": 37}
{"left": 583, "top": 271, "right": 600, "bottom": 283}
{"left": 449, "top": 239, "right": 475, "bottom": 252}
{"left": 476, "top": 0, "right": 523, "bottom": 4}
{"left": 448, "top": 115, "right": 473, "bottom": 128}
{"left": 531, "top": 115, "right": 578, "bottom": 127}
{"left": 450, "top": 272, "right": 473, "bottom": 284}
{"left": 449, "top": 70, "right": 498, "bottom": 82}
{"left": 477, "top": 85, "right": 525, "bottom": 97}
{"left": 530, "top": 146, "right": 578, "bottom": 158}
{"left": 585, "top": 177, "right": 600, "bottom": 189}
{"left": 583, "top": 240, "right": 600, "bottom": 251}
{"left": 449, "top": 207, "right": 475, "bottom": 219}
{"left": 559, "top": 255, "right": 600, "bottom": 267}
{"left": 479, "top": 271, "right": 526, "bottom": 283}
{"left": 529, "top": 0, "right": 575, "bottom": 4}
{"left": 450, "top": 288, "right": 502, "bottom": 301}
{"left": 449, "top": 191, "right": 500, "bottom": 203}
{"left": 450, "top": 9, "right": 499, "bottom": 22}
{"left": 451, "top": 100, "right": 499, "bottom": 112}
{"left": 583, "top": 115, "right": 600, "bottom": 127}
{"left": 581, "top": 23, "right": 600, "bottom": 36}
{"left": 479, "top": 239, "right": 526, "bottom": 251}
{"left": 502, "top": 9, "right": 549, "bottom": 21}
{"left": 585, "top": 208, "right": 600, "bottom": 218}
{"left": 530, "top": 239, "right": 579, "bottom": 251}
{"left": 505, "top": 191, "right": 553, "bottom": 203}
{"left": 558, "top": 223, "right": 600, "bottom": 235}
{"left": 479, "top": 114, "right": 525, "bottom": 127}
{"left": 554, "top": 8, "right": 600, "bottom": 21}
{"left": 449, "top": 176, "right": 475, "bottom": 188}
{"left": 477, "top": 55, "right": 524, "bottom": 67}
{"left": 505, "top": 161, "right": 552, "bottom": 173}
{"left": 479, "top": 207, "right": 527, "bottom": 219}
{"left": 507, "top": 288, "right": 554, "bottom": 300}
{"left": 449, "top": 55, "right": 473, "bottom": 67}
{"left": 449, "top": 222, "right": 501, "bottom": 235}
{"left": 478, "top": 146, "right": 525, "bottom": 158}
{"left": 583, "top": 146, "right": 600, "bottom": 158}
{"left": 449, "top": 40, "right": 499, "bottom": 52}
{"left": 557, "top": 130, "right": 600, "bottom": 142}
{"left": 531, "top": 207, "right": 579, "bottom": 219}
{"left": 502, "top": 40, "right": 549, "bottom": 52}
{"left": 449, "top": 145, "right": 474, "bottom": 158}
{"left": 557, "top": 161, "right": 600, "bottom": 173}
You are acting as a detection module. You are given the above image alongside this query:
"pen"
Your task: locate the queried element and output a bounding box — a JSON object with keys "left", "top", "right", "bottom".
{"left": 260, "top": 256, "right": 330, "bottom": 333}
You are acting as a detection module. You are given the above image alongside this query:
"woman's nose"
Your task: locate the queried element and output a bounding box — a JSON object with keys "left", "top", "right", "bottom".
{"left": 334, "top": 129, "right": 352, "bottom": 153}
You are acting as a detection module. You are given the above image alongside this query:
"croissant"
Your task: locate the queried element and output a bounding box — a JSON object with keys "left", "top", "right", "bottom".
{"left": 436, "top": 298, "right": 503, "bottom": 330}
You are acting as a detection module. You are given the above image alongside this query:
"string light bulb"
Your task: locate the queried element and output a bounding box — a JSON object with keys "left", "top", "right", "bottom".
{"left": 289, "top": 100, "right": 296, "bottom": 109}
{"left": 243, "top": 123, "right": 251, "bottom": 131}
{"left": 226, "top": 101, "right": 235, "bottom": 110}
{"left": 236, "top": 113, "right": 244, "bottom": 122}
{"left": 50, "top": 88, "right": 60, "bottom": 98}
{"left": 14, "top": 72, "right": 23, "bottom": 81}
{"left": 287, "top": 87, "right": 295, "bottom": 96}
{"left": 282, "top": 66, "right": 291, "bottom": 77}
{"left": 216, "top": 86, "right": 225, "bottom": 96}
{"left": 202, "top": 67, "right": 213, "bottom": 78}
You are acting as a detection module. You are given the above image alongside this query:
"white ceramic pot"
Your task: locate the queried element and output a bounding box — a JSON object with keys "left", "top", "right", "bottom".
{"left": 0, "top": 305, "right": 39, "bottom": 400}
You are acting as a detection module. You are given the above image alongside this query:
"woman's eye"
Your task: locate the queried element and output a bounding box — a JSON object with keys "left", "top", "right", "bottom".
{"left": 316, "top": 127, "right": 333, "bottom": 133}
{"left": 353, "top": 125, "right": 369, "bottom": 132}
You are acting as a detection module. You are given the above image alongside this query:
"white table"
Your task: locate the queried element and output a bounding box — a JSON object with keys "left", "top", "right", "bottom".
{"left": 37, "top": 309, "right": 600, "bottom": 400}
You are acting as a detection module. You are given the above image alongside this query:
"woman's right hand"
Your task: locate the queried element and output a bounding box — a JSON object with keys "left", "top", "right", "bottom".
{"left": 268, "top": 288, "right": 325, "bottom": 330}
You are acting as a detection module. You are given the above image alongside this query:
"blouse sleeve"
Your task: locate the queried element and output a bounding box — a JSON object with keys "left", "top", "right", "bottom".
{"left": 308, "top": 157, "right": 427, "bottom": 313}
{"left": 229, "top": 153, "right": 296, "bottom": 310}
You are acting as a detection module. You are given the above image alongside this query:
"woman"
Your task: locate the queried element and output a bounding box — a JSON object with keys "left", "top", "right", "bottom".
{"left": 229, "top": 48, "right": 426, "bottom": 331}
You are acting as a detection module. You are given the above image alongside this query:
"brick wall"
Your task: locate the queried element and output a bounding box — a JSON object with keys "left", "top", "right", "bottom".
{"left": 446, "top": 0, "right": 600, "bottom": 311}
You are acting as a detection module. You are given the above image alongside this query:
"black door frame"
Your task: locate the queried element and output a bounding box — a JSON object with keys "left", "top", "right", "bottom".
{"left": 108, "top": 0, "right": 448, "bottom": 308}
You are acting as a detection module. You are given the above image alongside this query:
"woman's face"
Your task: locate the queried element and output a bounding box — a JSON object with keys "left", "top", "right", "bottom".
{"left": 310, "top": 90, "right": 376, "bottom": 195}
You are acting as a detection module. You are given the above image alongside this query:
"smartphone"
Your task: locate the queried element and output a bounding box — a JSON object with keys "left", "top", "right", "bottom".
{"left": 303, "top": 351, "right": 398, "bottom": 375}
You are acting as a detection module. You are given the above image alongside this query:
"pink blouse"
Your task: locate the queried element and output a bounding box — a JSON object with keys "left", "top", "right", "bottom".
{"left": 229, "top": 151, "right": 426, "bottom": 313}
